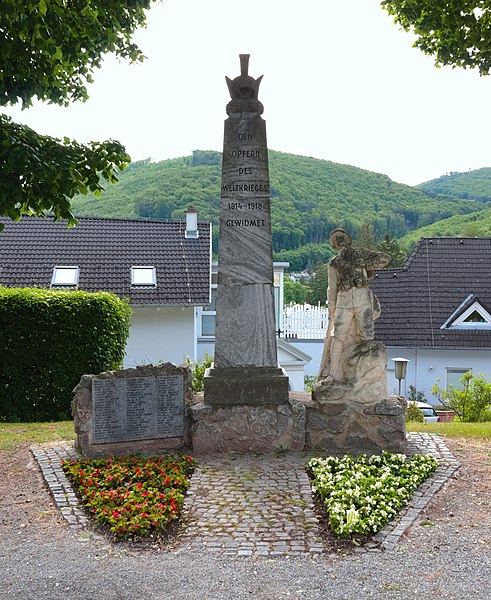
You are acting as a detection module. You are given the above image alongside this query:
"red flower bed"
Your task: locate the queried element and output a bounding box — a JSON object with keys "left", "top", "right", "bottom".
{"left": 62, "top": 454, "right": 195, "bottom": 537}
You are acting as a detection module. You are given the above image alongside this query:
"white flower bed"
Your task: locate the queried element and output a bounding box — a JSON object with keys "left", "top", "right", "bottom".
{"left": 308, "top": 452, "right": 438, "bottom": 537}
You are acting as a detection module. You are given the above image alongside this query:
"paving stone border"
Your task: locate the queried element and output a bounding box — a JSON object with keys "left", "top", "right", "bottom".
{"left": 31, "top": 433, "right": 459, "bottom": 557}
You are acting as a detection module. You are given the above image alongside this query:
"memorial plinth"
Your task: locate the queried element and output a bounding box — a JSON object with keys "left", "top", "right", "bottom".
{"left": 203, "top": 54, "right": 289, "bottom": 409}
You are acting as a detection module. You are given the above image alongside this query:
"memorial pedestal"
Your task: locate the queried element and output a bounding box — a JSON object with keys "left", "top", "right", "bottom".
{"left": 307, "top": 341, "right": 407, "bottom": 454}
{"left": 203, "top": 366, "right": 289, "bottom": 406}
{"left": 190, "top": 393, "right": 306, "bottom": 454}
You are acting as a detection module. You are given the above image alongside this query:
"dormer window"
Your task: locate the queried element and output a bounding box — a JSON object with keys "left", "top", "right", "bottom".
{"left": 51, "top": 266, "right": 79, "bottom": 287}
{"left": 131, "top": 266, "right": 156, "bottom": 287}
{"left": 462, "top": 310, "right": 486, "bottom": 323}
{"left": 442, "top": 298, "right": 491, "bottom": 330}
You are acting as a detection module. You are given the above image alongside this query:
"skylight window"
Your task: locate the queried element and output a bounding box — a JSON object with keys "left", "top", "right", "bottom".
{"left": 131, "top": 266, "right": 157, "bottom": 287}
{"left": 51, "top": 266, "right": 79, "bottom": 287}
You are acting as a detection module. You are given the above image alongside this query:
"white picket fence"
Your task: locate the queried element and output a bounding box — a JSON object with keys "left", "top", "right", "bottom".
{"left": 282, "top": 303, "right": 328, "bottom": 339}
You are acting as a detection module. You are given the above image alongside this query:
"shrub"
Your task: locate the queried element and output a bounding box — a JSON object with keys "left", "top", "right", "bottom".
{"left": 304, "top": 375, "right": 317, "bottom": 392}
{"left": 407, "top": 385, "right": 427, "bottom": 404}
{"left": 186, "top": 352, "right": 213, "bottom": 392}
{"left": 431, "top": 372, "right": 491, "bottom": 422}
{"left": 0, "top": 287, "right": 131, "bottom": 422}
{"left": 406, "top": 402, "right": 424, "bottom": 422}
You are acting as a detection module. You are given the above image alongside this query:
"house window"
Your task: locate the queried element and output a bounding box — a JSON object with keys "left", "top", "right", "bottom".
{"left": 446, "top": 368, "right": 471, "bottom": 391}
{"left": 463, "top": 310, "right": 486, "bottom": 323}
{"left": 131, "top": 266, "right": 156, "bottom": 287}
{"left": 200, "top": 287, "right": 216, "bottom": 337}
{"left": 445, "top": 300, "right": 491, "bottom": 329}
{"left": 51, "top": 266, "right": 79, "bottom": 287}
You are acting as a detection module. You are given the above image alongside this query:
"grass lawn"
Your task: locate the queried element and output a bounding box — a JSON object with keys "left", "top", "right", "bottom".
{"left": 1, "top": 420, "right": 489, "bottom": 452}
{"left": 406, "top": 420, "right": 491, "bottom": 440}
{"left": 0, "top": 421, "right": 75, "bottom": 451}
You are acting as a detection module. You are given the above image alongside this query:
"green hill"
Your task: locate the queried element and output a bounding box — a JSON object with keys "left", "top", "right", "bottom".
{"left": 400, "top": 205, "right": 491, "bottom": 248}
{"left": 418, "top": 168, "right": 491, "bottom": 203}
{"left": 71, "top": 150, "right": 481, "bottom": 270}
{"left": 398, "top": 168, "right": 491, "bottom": 249}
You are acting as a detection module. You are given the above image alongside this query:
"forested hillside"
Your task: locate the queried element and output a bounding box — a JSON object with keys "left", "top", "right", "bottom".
{"left": 418, "top": 168, "right": 491, "bottom": 203}
{"left": 400, "top": 205, "right": 491, "bottom": 248}
{"left": 71, "top": 150, "right": 481, "bottom": 269}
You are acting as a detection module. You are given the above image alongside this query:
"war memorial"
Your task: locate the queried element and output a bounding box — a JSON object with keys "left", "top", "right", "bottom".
{"left": 73, "top": 55, "right": 406, "bottom": 458}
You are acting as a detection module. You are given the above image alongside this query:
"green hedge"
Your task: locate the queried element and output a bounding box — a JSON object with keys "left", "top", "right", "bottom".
{"left": 0, "top": 288, "right": 131, "bottom": 422}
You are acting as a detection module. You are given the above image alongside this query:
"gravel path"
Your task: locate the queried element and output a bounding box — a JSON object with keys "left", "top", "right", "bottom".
{"left": 1, "top": 436, "right": 490, "bottom": 599}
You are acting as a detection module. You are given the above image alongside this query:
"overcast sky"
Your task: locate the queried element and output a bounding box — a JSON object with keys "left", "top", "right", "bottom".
{"left": 4, "top": 0, "right": 491, "bottom": 186}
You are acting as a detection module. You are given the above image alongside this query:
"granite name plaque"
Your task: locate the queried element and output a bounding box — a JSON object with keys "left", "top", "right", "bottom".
{"left": 92, "top": 375, "right": 184, "bottom": 444}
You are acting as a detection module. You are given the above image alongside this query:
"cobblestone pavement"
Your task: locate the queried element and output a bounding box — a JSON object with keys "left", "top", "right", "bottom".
{"left": 31, "top": 433, "right": 459, "bottom": 557}
{"left": 178, "top": 452, "right": 324, "bottom": 557}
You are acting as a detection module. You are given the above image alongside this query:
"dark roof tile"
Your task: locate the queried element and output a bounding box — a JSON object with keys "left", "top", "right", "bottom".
{"left": 0, "top": 216, "right": 211, "bottom": 306}
{"left": 372, "top": 237, "right": 491, "bottom": 348}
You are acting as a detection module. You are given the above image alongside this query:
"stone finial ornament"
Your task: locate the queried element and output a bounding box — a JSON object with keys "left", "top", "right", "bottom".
{"left": 225, "top": 54, "right": 264, "bottom": 115}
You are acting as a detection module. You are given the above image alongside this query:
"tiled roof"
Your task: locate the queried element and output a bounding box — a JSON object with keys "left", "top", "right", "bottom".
{"left": 372, "top": 237, "right": 491, "bottom": 348}
{"left": 0, "top": 216, "right": 211, "bottom": 306}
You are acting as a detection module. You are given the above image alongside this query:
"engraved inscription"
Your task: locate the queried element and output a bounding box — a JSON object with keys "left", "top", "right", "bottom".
{"left": 225, "top": 219, "right": 266, "bottom": 227}
{"left": 231, "top": 150, "right": 260, "bottom": 157}
{"left": 92, "top": 376, "right": 184, "bottom": 444}
{"left": 92, "top": 379, "right": 126, "bottom": 444}
{"left": 221, "top": 183, "right": 270, "bottom": 193}
{"left": 227, "top": 202, "right": 263, "bottom": 210}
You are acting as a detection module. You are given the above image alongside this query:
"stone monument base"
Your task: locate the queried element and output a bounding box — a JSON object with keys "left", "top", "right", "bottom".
{"left": 189, "top": 395, "right": 307, "bottom": 454}
{"left": 203, "top": 366, "right": 290, "bottom": 406}
{"left": 308, "top": 340, "right": 407, "bottom": 454}
{"left": 306, "top": 392, "right": 406, "bottom": 454}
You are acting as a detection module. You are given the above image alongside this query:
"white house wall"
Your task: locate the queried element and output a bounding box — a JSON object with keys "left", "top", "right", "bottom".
{"left": 287, "top": 340, "right": 491, "bottom": 403}
{"left": 288, "top": 340, "right": 324, "bottom": 378}
{"left": 124, "top": 306, "right": 196, "bottom": 368}
{"left": 386, "top": 347, "right": 491, "bottom": 403}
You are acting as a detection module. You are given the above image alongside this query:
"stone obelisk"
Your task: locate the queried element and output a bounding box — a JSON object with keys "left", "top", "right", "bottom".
{"left": 204, "top": 54, "right": 289, "bottom": 406}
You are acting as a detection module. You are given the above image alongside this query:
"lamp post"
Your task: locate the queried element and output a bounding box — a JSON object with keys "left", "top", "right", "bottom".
{"left": 392, "top": 357, "right": 410, "bottom": 396}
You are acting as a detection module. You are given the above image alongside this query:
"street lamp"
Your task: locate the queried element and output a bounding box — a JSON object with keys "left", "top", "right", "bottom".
{"left": 392, "top": 357, "right": 410, "bottom": 396}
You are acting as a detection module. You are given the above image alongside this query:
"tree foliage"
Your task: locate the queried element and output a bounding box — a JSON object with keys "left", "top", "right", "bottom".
{"left": 382, "top": 1, "right": 491, "bottom": 75}
{"left": 354, "top": 223, "right": 407, "bottom": 267}
{"left": 307, "top": 263, "right": 329, "bottom": 306}
{"left": 284, "top": 279, "right": 309, "bottom": 305}
{"left": 400, "top": 204, "right": 491, "bottom": 249}
{"left": 418, "top": 168, "right": 491, "bottom": 203}
{"left": 0, "top": 115, "right": 129, "bottom": 229}
{"left": 0, "top": 0, "right": 155, "bottom": 229}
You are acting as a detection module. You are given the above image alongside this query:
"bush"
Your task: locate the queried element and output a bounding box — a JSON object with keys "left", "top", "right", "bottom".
{"left": 407, "top": 385, "right": 427, "bottom": 404}
{"left": 0, "top": 287, "right": 131, "bottom": 422}
{"left": 304, "top": 375, "right": 317, "bottom": 392}
{"left": 431, "top": 371, "right": 491, "bottom": 422}
{"left": 186, "top": 352, "right": 213, "bottom": 392}
{"left": 406, "top": 402, "right": 424, "bottom": 422}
